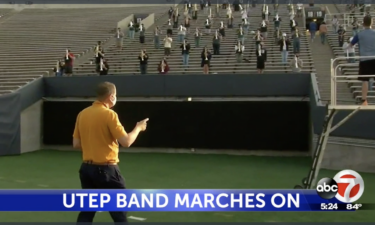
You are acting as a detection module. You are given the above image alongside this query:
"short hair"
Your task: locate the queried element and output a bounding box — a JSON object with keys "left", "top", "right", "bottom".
{"left": 96, "top": 82, "right": 116, "bottom": 100}
{"left": 363, "top": 16, "right": 372, "bottom": 27}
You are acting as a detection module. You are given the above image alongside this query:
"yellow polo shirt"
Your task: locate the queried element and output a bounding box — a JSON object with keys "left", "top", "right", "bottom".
{"left": 73, "top": 101, "right": 126, "bottom": 163}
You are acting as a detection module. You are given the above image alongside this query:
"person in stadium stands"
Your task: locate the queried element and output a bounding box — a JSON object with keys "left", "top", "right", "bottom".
{"left": 332, "top": 15, "right": 339, "bottom": 33}
{"left": 319, "top": 21, "right": 328, "bottom": 45}
{"left": 205, "top": 17, "right": 211, "bottom": 34}
{"left": 94, "top": 42, "right": 104, "bottom": 75}
{"left": 237, "top": 25, "right": 245, "bottom": 44}
{"left": 168, "top": 7, "right": 174, "bottom": 19}
{"left": 308, "top": 19, "right": 317, "bottom": 42}
{"left": 290, "top": 54, "right": 303, "bottom": 73}
{"left": 201, "top": 47, "right": 212, "bottom": 74}
{"left": 64, "top": 49, "right": 75, "bottom": 76}
{"left": 73, "top": 82, "right": 148, "bottom": 224}
{"left": 184, "top": 16, "right": 191, "bottom": 33}
{"left": 212, "top": 30, "right": 221, "bottom": 55}
{"left": 352, "top": 17, "right": 360, "bottom": 36}
{"left": 158, "top": 58, "right": 170, "bottom": 74}
{"left": 278, "top": 33, "right": 290, "bottom": 65}
{"left": 154, "top": 26, "right": 161, "bottom": 49}
{"left": 128, "top": 20, "right": 135, "bottom": 39}
{"left": 343, "top": 37, "right": 356, "bottom": 63}
{"left": 290, "top": 16, "right": 298, "bottom": 33}
{"left": 187, "top": 2, "right": 192, "bottom": 14}
{"left": 347, "top": 15, "right": 375, "bottom": 106}
{"left": 253, "top": 29, "right": 263, "bottom": 48}
{"left": 337, "top": 25, "right": 346, "bottom": 47}
{"left": 235, "top": 40, "right": 245, "bottom": 63}
{"left": 138, "top": 49, "right": 149, "bottom": 74}
{"left": 296, "top": 2, "right": 303, "bottom": 17}
{"left": 173, "top": 8, "right": 179, "bottom": 28}
{"left": 114, "top": 28, "right": 124, "bottom": 50}
{"left": 164, "top": 34, "right": 173, "bottom": 56}
{"left": 218, "top": 21, "right": 226, "bottom": 39}
{"left": 167, "top": 19, "right": 173, "bottom": 35}
{"left": 256, "top": 41, "right": 267, "bottom": 74}
{"left": 193, "top": 4, "right": 198, "bottom": 21}
{"left": 273, "top": 13, "right": 281, "bottom": 30}
{"left": 139, "top": 24, "right": 145, "bottom": 44}
{"left": 200, "top": 0, "right": 204, "bottom": 10}
{"left": 260, "top": 19, "right": 268, "bottom": 39}
{"left": 241, "top": 8, "right": 247, "bottom": 22}
{"left": 242, "top": 18, "right": 249, "bottom": 35}
{"left": 53, "top": 60, "right": 64, "bottom": 77}
{"left": 180, "top": 38, "right": 191, "bottom": 67}
{"left": 227, "top": 14, "right": 234, "bottom": 28}
{"left": 99, "top": 59, "right": 109, "bottom": 76}
{"left": 274, "top": 28, "right": 282, "bottom": 44}
{"left": 178, "top": 24, "right": 187, "bottom": 43}
{"left": 292, "top": 27, "right": 302, "bottom": 54}
{"left": 194, "top": 27, "right": 202, "bottom": 47}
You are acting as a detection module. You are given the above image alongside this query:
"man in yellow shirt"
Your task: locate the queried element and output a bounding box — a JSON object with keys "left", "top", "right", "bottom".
{"left": 73, "top": 82, "right": 148, "bottom": 223}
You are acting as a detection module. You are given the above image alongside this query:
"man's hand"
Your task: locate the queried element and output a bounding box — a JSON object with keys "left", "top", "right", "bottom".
{"left": 136, "top": 118, "right": 149, "bottom": 131}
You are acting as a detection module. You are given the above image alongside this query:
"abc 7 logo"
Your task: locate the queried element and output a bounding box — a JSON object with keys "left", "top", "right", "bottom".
{"left": 316, "top": 170, "right": 364, "bottom": 203}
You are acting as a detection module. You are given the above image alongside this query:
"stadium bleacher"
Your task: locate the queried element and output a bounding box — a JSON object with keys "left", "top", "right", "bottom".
{"left": 0, "top": 6, "right": 166, "bottom": 95}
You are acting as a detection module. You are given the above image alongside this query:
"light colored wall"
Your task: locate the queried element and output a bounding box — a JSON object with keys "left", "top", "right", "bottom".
{"left": 20, "top": 100, "right": 43, "bottom": 153}
{"left": 117, "top": 14, "right": 134, "bottom": 30}
{"left": 142, "top": 13, "right": 155, "bottom": 30}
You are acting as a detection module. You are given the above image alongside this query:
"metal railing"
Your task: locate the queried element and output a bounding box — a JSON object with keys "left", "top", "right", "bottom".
{"left": 330, "top": 55, "right": 375, "bottom": 105}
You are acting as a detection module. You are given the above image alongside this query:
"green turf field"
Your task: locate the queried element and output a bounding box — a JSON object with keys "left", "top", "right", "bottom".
{"left": 0, "top": 150, "right": 373, "bottom": 222}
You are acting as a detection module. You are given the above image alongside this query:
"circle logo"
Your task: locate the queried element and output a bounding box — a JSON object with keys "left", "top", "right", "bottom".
{"left": 316, "top": 177, "right": 338, "bottom": 200}
{"left": 333, "top": 169, "right": 364, "bottom": 203}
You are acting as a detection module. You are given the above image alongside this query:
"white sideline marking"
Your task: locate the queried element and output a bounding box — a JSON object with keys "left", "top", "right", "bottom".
{"left": 128, "top": 216, "right": 147, "bottom": 221}
{"left": 14, "top": 180, "right": 26, "bottom": 183}
{"left": 37, "top": 184, "right": 49, "bottom": 187}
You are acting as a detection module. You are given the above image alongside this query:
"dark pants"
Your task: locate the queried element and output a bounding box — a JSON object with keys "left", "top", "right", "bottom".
{"left": 77, "top": 163, "right": 127, "bottom": 224}
{"left": 213, "top": 43, "right": 220, "bottom": 55}
{"left": 140, "top": 64, "right": 147, "bottom": 74}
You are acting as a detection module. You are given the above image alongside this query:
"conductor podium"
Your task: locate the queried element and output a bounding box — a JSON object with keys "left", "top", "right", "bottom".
{"left": 295, "top": 56, "right": 375, "bottom": 190}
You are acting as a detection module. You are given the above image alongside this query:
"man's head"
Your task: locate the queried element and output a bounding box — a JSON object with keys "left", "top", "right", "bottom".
{"left": 363, "top": 15, "right": 372, "bottom": 27}
{"left": 96, "top": 82, "right": 117, "bottom": 108}
{"left": 117, "top": 28, "right": 121, "bottom": 31}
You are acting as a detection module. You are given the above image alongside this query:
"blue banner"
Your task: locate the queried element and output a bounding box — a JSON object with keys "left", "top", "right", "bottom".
{"left": 0, "top": 189, "right": 352, "bottom": 212}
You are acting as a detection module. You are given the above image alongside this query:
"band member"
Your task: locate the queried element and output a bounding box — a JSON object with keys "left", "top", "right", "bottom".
{"left": 273, "top": 0, "right": 279, "bottom": 12}
{"left": 226, "top": 5, "right": 232, "bottom": 20}
{"left": 278, "top": 33, "right": 291, "bottom": 65}
{"left": 167, "top": 19, "right": 173, "bottom": 35}
{"left": 337, "top": 25, "right": 346, "bottom": 47}
{"left": 235, "top": 40, "right": 245, "bottom": 63}
{"left": 237, "top": 25, "right": 244, "bottom": 44}
{"left": 163, "top": 35, "right": 173, "bottom": 56}
{"left": 168, "top": 6, "right": 174, "bottom": 19}
{"left": 205, "top": 17, "right": 211, "bottom": 33}
{"left": 193, "top": 4, "right": 198, "bottom": 20}
{"left": 296, "top": 2, "right": 303, "bottom": 17}
{"left": 180, "top": 39, "right": 191, "bottom": 66}
{"left": 194, "top": 27, "right": 202, "bottom": 47}
{"left": 94, "top": 41, "right": 104, "bottom": 74}
{"left": 212, "top": 29, "right": 221, "bottom": 55}
{"left": 256, "top": 42, "right": 267, "bottom": 74}
{"left": 241, "top": 8, "right": 247, "bottom": 22}
{"left": 173, "top": 7, "right": 179, "bottom": 28}
{"left": 242, "top": 18, "right": 249, "bottom": 34}
{"left": 128, "top": 20, "right": 135, "bottom": 39}
{"left": 99, "top": 58, "right": 109, "bottom": 76}
{"left": 158, "top": 58, "right": 170, "bottom": 74}
{"left": 215, "top": 3, "right": 220, "bottom": 17}
{"left": 253, "top": 29, "right": 263, "bottom": 47}
{"left": 262, "top": 4, "right": 270, "bottom": 21}
{"left": 200, "top": 0, "right": 204, "bottom": 10}
{"left": 138, "top": 49, "right": 149, "bottom": 74}
{"left": 114, "top": 28, "right": 124, "bottom": 50}
{"left": 290, "top": 54, "right": 303, "bottom": 72}
{"left": 273, "top": 13, "right": 281, "bottom": 30}
{"left": 274, "top": 28, "right": 282, "bottom": 44}
{"left": 184, "top": 16, "right": 191, "bottom": 32}
{"left": 154, "top": 26, "right": 161, "bottom": 49}
{"left": 260, "top": 19, "right": 268, "bottom": 39}
{"left": 64, "top": 49, "right": 75, "bottom": 76}
{"left": 201, "top": 47, "right": 212, "bottom": 74}
{"left": 219, "top": 21, "right": 225, "bottom": 38}
{"left": 187, "top": 2, "right": 192, "bottom": 14}
{"left": 139, "top": 24, "right": 145, "bottom": 44}
{"left": 290, "top": 17, "right": 298, "bottom": 32}
{"left": 292, "top": 27, "right": 302, "bottom": 53}
{"left": 53, "top": 60, "right": 65, "bottom": 77}
{"left": 178, "top": 24, "right": 187, "bottom": 43}
{"left": 227, "top": 14, "right": 234, "bottom": 28}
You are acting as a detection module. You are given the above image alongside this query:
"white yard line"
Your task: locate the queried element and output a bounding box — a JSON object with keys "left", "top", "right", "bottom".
{"left": 128, "top": 216, "right": 147, "bottom": 221}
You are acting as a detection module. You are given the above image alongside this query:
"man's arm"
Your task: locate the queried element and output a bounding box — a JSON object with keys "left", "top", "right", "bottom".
{"left": 107, "top": 111, "right": 141, "bottom": 148}
{"left": 350, "top": 34, "right": 359, "bottom": 47}
{"left": 72, "top": 113, "right": 81, "bottom": 149}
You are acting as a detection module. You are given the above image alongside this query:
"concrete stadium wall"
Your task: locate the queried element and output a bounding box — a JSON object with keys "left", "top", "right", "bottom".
{"left": 117, "top": 14, "right": 134, "bottom": 30}
{"left": 142, "top": 13, "right": 155, "bottom": 30}
{"left": 20, "top": 100, "right": 43, "bottom": 154}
